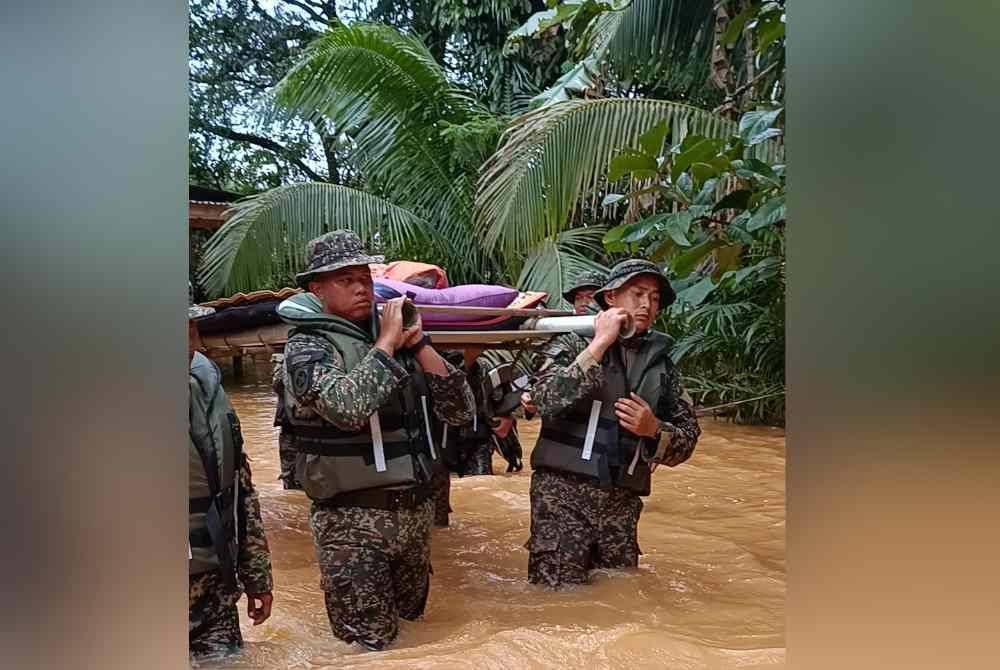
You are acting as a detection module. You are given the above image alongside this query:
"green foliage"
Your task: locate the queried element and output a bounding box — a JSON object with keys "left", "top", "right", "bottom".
{"left": 200, "top": 20, "right": 607, "bottom": 299}
{"left": 713, "top": 0, "right": 786, "bottom": 114}
{"left": 669, "top": 243, "right": 785, "bottom": 425}
{"left": 602, "top": 109, "right": 786, "bottom": 424}
{"left": 509, "top": 0, "right": 722, "bottom": 108}
{"left": 242, "top": 21, "right": 493, "bottom": 286}
{"left": 199, "top": 183, "right": 432, "bottom": 296}
{"left": 192, "top": 3, "right": 787, "bottom": 426}
{"left": 476, "top": 99, "right": 737, "bottom": 276}
{"left": 189, "top": 1, "right": 342, "bottom": 190}
{"left": 516, "top": 227, "right": 611, "bottom": 309}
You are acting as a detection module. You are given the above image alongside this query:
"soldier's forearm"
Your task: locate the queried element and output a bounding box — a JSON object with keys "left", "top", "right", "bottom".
{"left": 428, "top": 367, "right": 475, "bottom": 425}
{"left": 413, "top": 345, "right": 449, "bottom": 377}
{"left": 237, "top": 464, "right": 273, "bottom": 593}
{"left": 652, "top": 398, "right": 701, "bottom": 466}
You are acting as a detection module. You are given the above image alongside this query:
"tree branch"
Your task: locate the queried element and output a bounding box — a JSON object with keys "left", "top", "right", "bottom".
{"left": 198, "top": 121, "right": 328, "bottom": 182}
{"left": 249, "top": 0, "right": 283, "bottom": 27}
{"left": 713, "top": 60, "right": 781, "bottom": 114}
{"left": 281, "top": 0, "right": 328, "bottom": 25}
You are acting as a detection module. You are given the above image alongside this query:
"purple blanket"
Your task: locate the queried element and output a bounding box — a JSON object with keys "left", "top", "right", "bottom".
{"left": 374, "top": 278, "right": 517, "bottom": 323}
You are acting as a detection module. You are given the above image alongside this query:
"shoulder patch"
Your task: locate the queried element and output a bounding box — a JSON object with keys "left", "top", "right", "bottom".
{"left": 286, "top": 348, "right": 327, "bottom": 397}
{"left": 291, "top": 365, "right": 313, "bottom": 397}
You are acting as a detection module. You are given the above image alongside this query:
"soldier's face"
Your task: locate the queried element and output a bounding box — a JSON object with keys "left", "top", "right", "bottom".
{"left": 604, "top": 276, "right": 661, "bottom": 332}
{"left": 572, "top": 288, "right": 597, "bottom": 315}
{"left": 310, "top": 265, "right": 374, "bottom": 322}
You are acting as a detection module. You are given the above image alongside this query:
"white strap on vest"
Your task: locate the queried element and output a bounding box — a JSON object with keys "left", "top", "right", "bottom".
{"left": 582, "top": 400, "right": 602, "bottom": 461}
{"left": 488, "top": 366, "right": 502, "bottom": 389}
{"left": 627, "top": 439, "right": 643, "bottom": 475}
{"left": 233, "top": 459, "right": 239, "bottom": 531}
{"left": 370, "top": 413, "right": 387, "bottom": 472}
{"left": 442, "top": 424, "right": 448, "bottom": 450}
{"left": 473, "top": 413, "right": 477, "bottom": 432}
{"left": 188, "top": 542, "right": 192, "bottom": 560}
{"left": 420, "top": 395, "right": 436, "bottom": 459}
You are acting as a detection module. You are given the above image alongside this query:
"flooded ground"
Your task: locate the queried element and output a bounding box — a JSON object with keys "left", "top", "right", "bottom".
{"left": 217, "top": 364, "right": 785, "bottom": 669}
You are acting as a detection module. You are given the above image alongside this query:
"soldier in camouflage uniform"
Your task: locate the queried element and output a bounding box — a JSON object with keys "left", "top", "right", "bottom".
{"left": 188, "top": 287, "right": 273, "bottom": 664}
{"left": 526, "top": 260, "right": 700, "bottom": 589}
{"left": 270, "top": 353, "right": 300, "bottom": 490}
{"left": 453, "top": 352, "right": 496, "bottom": 476}
{"left": 428, "top": 352, "right": 525, "bottom": 526}
{"left": 277, "top": 231, "right": 474, "bottom": 650}
{"left": 563, "top": 269, "right": 607, "bottom": 316}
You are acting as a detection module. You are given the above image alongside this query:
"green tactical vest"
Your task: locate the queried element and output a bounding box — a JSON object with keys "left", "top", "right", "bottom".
{"left": 531, "top": 331, "right": 674, "bottom": 496}
{"left": 278, "top": 294, "right": 437, "bottom": 502}
{"left": 189, "top": 352, "right": 241, "bottom": 582}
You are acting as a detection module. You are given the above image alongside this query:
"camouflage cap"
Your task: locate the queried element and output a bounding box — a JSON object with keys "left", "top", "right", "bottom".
{"left": 593, "top": 259, "right": 676, "bottom": 309}
{"left": 561, "top": 269, "right": 609, "bottom": 303}
{"left": 188, "top": 281, "right": 215, "bottom": 320}
{"left": 295, "top": 230, "right": 384, "bottom": 288}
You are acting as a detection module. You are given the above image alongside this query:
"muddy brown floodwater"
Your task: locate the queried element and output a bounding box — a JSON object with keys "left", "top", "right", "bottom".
{"left": 215, "top": 365, "right": 785, "bottom": 669}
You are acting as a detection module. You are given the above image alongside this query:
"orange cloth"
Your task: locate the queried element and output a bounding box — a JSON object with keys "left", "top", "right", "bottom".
{"left": 370, "top": 261, "right": 449, "bottom": 289}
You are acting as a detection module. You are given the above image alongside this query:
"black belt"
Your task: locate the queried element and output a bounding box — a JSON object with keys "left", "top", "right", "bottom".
{"left": 317, "top": 485, "right": 432, "bottom": 511}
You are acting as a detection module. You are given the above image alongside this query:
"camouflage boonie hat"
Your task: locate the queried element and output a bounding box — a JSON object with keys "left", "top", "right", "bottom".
{"left": 188, "top": 282, "right": 215, "bottom": 320}
{"left": 593, "top": 259, "right": 676, "bottom": 309}
{"left": 562, "top": 269, "right": 608, "bottom": 303}
{"left": 295, "top": 230, "right": 384, "bottom": 288}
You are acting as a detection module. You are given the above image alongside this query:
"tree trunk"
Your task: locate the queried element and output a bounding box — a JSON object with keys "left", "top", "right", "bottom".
{"left": 314, "top": 122, "right": 340, "bottom": 184}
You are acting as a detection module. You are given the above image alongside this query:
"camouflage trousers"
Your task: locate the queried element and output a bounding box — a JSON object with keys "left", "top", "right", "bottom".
{"left": 309, "top": 498, "right": 433, "bottom": 650}
{"left": 526, "top": 469, "right": 643, "bottom": 589}
{"left": 277, "top": 431, "right": 300, "bottom": 490}
{"left": 455, "top": 439, "right": 493, "bottom": 476}
{"left": 189, "top": 569, "right": 241, "bottom": 663}
{"left": 430, "top": 460, "right": 452, "bottom": 527}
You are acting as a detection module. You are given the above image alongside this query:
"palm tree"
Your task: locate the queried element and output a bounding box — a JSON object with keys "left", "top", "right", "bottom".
{"left": 199, "top": 20, "right": 743, "bottom": 303}
{"left": 514, "top": 0, "right": 722, "bottom": 109}
{"left": 475, "top": 98, "right": 740, "bottom": 279}
{"left": 199, "top": 21, "right": 497, "bottom": 296}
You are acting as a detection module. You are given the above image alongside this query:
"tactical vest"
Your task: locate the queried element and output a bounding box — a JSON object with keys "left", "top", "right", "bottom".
{"left": 189, "top": 352, "right": 242, "bottom": 586}
{"left": 281, "top": 301, "right": 438, "bottom": 502}
{"left": 531, "top": 331, "right": 674, "bottom": 496}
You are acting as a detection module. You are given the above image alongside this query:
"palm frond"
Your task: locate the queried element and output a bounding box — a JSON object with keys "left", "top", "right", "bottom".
{"left": 476, "top": 98, "right": 739, "bottom": 258}
{"left": 594, "top": 0, "right": 717, "bottom": 93}
{"left": 689, "top": 301, "right": 758, "bottom": 339}
{"left": 522, "top": 0, "right": 718, "bottom": 105}
{"left": 198, "top": 182, "right": 430, "bottom": 297}
{"left": 515, "top": 227, "right": 609, "bottom": 307}
{"left": 273, "top": 22, "right": 483, "bottom": 252}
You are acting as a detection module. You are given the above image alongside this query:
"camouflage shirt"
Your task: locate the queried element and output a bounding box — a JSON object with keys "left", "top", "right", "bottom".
{"left": 236, "top": 455, "right": 272, "bottom": 595}
{"left": 532, "top": 333, "right": 700, "bottom": 467}
{"left": 283, "top": 333, "right": 474, "bottom": 431}
{"left": 271, "top": 354, "right": 284, "bottom": 394}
